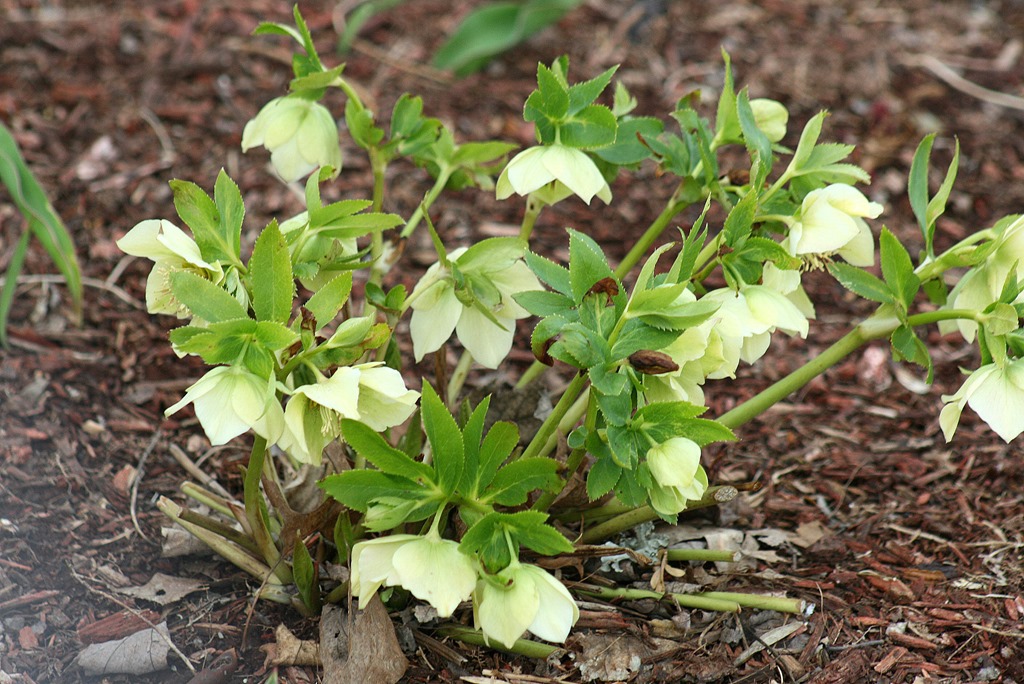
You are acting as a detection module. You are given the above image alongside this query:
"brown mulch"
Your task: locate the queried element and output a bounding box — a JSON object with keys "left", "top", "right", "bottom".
{"left": 1, "top": 1, "right": 1023, "bottom": 682}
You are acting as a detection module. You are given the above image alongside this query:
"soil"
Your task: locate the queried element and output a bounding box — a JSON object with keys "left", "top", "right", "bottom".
{"left": 2, "top": 1, "right": 1023, "bottom": 682}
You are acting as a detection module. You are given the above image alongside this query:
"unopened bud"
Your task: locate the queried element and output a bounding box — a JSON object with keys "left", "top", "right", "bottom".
{"left": 628, "top": 350, "right": 679, "bottom": 375}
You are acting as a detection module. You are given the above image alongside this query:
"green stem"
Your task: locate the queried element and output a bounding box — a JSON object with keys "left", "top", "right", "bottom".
{"left": 364, "top": 146, "right": 388, "bottom": 319}
{"left": 532, "top": 388, "right": 596, "bottom": 511}
{"left": 519, "top": 195, "right": 544, "bottom": 241}
{"left": 518, "top": 373, "right": 589, "bottom": 462}
{"left": 402, "top": 167, "right": 452, "bottom": 238}
{"left": 577, "top": 584, "right": 740, "bottom": 613}
{"left": 698, "top": 591, "right": 806, "bottom": 614}
{"left": 244, "top": 437, "right": 291, "bottom": 584}
{"left": 434, "top": 625, "right": 558, "bottom": 658}
{"left": 665, "top": 548, "right": 739, "bottom": 563}
{"left": 578, "top": 485, "right": 738, "bottom": 544}
{"left": 446, "top": 350, "right": 474, "bottom": 406}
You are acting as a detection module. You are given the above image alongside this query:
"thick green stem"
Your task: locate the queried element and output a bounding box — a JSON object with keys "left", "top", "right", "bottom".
{"left": 577, "top": 584, "right": 740, "bottom": 612}
{"left": 244, "top": 437, "right": 291, "bottom": 584}
{"left": 698, "top": 591, "right": 806, "bottom": 614}
{"left": 519, "top": 373, "right": 589, "bottom": 462}
{"left": 519, "top": 195, "right": 544, "bottom": 241}
{"left": 579, "top": 485, "right": 738, "bottom": 544}
{"left": 434, "top": 625, "right": 558, "bottom": 658}
{"left": 446, "top": 350, "right": 474, "bottom": 407}
{"left": 532, "top": 388, "right": 596, "bottom": 511}
{"left": 665, "top": 548, "right": 739, "bottom": 563}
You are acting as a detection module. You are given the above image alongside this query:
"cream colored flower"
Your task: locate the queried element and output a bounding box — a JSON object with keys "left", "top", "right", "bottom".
{"left": 473, "top": 563, "right": 578, "bottom": 648}
{"left": 409, "top": 247, "right": 542, "bottom": 368}
{"left": 496, "top": 144, "right": 611, "bottom": 205}
{"left": 279, "top": 363, "right": 418, "bottom": 465}
{"left": 242, "top": 96, "right": 341, "bottom": 182}
{"left": 940, "top": 359, "right": 1024, "bottom": 443}
{"left": 117, "top": 219, "right": 221, "bottom": 317}
{"left": 645, "top": 437, "right": 708, "bottom": 516}
{"left": 785, "top": 184, "right": 883, "bottom": 266}
{"left": 941, "top": 215, "right": 1024, "bottom": 342}
{"left": 165, "top": 366, "right": 284, "bottom": 445}
{"left": 351, "top": 532, "right": 477, "bottom": 618}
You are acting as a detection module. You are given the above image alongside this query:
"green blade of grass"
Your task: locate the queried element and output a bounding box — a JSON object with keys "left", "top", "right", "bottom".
{"left": 0, "top": 122, "right": 82, "bottom": 346}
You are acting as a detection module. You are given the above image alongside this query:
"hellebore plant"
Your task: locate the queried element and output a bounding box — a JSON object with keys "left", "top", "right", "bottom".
{"left": 120, "top": 7, "right": 1024, "bottom": 659}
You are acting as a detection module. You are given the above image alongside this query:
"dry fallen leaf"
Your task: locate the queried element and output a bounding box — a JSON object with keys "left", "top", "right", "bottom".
{"left": 75, "top": 622, "right": 171, "bottom": 676}
{"left": 320, "top": 597, "right": 407, "bottom": 684}
{"left": 117, "top": 573, "right": 206, "bottom": 605}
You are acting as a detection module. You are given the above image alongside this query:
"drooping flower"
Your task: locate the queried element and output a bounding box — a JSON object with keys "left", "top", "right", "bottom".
{"left": 165, "top": 365, "right": 284, "bottom": 445}
{"left": 941, "top": 215, "right": 1024, "bottom": 342}
{"left": 409, "top": 246, "right": 542, "bottom": 368}
{"left": 351, "top": 532, "right": 477, "bottom": 618}
{"left": 278, "top": 363, "right": 419, "bottom": 465}
{"left": 242, "top": 96, "right": 342, "bottom": 182}
{"left": 785, "top": 184, "right": 883, "bottom": 267}
{"left": 496, "top": 144, "right": 612, "bottom": 205}
{"left": 750, "top": 98, "right": 789, "bottom": 143}
{"left": 645, "top": 437, "right": 709, "bottom": 516}
{"left": 473, "top": 562, "right": 579, "bottom": 648}
{"left": 117, "top": 219, "right": 222, "bottom": 317}
{"left": 939, "top": 359, "right": 1024, "bottom": 443}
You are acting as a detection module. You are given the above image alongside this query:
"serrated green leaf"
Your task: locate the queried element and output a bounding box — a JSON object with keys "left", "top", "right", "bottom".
{"left": 254, "top": 320, "right": 299, "bottom": 351}
{"left": 723, "top": 189, "right": 758, "bottom": 249}
{"left": 559, "top": 104, "right": 617, "bottom": 149}
{"left": 595, "top": 388, "right": 632, "bottom": 427}
{"left": 568, "top": 229, "right": 614, "bottom": 303}
{"left": 827, "top": 262, "right": 894, "bottom": 305}
{"left": 482, "top": 458, "right": 561, "bottom": 506}
{"left": 514, "top": 290, "right": 574, "bottom": 317}
{"left": 249, "top": 221, "right": 294, "bottom": 323}
{"left": 879, "top": 227, "right": 920, "bottom": 310}
{"left": 341, "top": 419, "right": 435, "bottom": 483}
{"left": 525, "top": 250, "right": 572, "bottom": 295}
{"left": 304, "top": 272, "right": 353, "bottom": 330}
{"left": 908, "top": 134, "right": 934, "bottom": 240}
{"left": 524, "top": 63, "right": 570, "bottom": 123}
{"left": 170, "top": 179, "right": 227, "bottom": 263}
{"left": 420, "top": 383, "right": 464, "bottom": 496}
{"left": 459, "top": 513, "right": 513, "bottom": 572}
{"left": 890, "top": 324, "right": 933, "bottom": 382}
{"left": 319, "top": 470, "right": 421, "bottom": 511}
{"left": 551, "top": 322, "right": 609, "bottom": 369}
{"left": 512, "top": 513, "right": 573, "bottom": 555}
{"left": 169, "top": 270, "right": 248, "bottom": 322}
{"left": 714, "top": 49, "right": 738, "bottom": 140}
{"left": 567, "top": 65, "right": 618, "bottom": 115}
{"left": 594, "top": 116, "right": 663, "bottom": 165}
{"left": 345, "top": 99, "right": 384, "bottom": 149}
{"left": 609, "top": 322, "right": 682, "bottom": 359}
{"left": 289, "top": 64, "right": 345, "bottom": 93}
{"left": 607, "top": 423, "right": 639, "bottom": 468}
{"left": 586, "top": 455, "right": 622, "bottom": 500}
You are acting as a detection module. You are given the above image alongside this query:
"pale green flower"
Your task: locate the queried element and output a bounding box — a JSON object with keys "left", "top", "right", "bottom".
{"left": 117, "top": 219, "right": 221, "bottom": 317}
{"left": 940, "top": 359, "right": 1024, "bottom": 443}
{"left": 750, "top": 98, "right": 789, "bottom": 143}
{"left": 785, "top": 184, "right": 883, "bottom": 267}
{"left": 165, "top": 366, "right": 284, "bottom": 445}
{"left": 941, "top": 215, "right": 1024, "bottom": 342}
{"left": 351, "top": 532, "right": 476, "bottom": 617}
{"left": 701, "top": 282, "right": 809, "bottom": 378}
{"left": 496, "top": 144, "right": 612, "bottom": 205}
{"left": 279, "top": 363, "right": 418, "bottom": 465}
{"left": 645, "top": 437, "right": 708, "bottom": 515}
{"left": 409, "top": 247, "right": 542, "bottom": 368}
{"left": 242, "top": 96, "right": 341, "bottom": 182}
{"left": 473, "top": 563, "right": 578, "bottom": 648}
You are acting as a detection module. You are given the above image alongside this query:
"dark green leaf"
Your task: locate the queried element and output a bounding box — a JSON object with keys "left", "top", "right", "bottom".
{"left": 169, "top": 270, "right": 248, "bottom": 322}
{"left": 827, "top": 262, "right": 894, "bottom": 305}
{"left": 319, "top": 470, "right": 421, "bottom": 511}
{"left": 420, "top": 383, "right": 464, "bottom": 496}
{"left": 476, "top": 420, "right": 520, "bottom": 492}
{"left": 304, "top": 272, "right": 353, "bottom": 330}
{"left": 170, "top": 179, "right": 229, "bottom": 263}
{"left": 594, "top": 116, "right": 663, "bottom": 165}
{"left": 525, "top": 250, "right": 572, "bottom": 295}
{"left": 586, "top": 455, "right": 622, "bottom": 500}
{"left": 249, "top": 221, "right": 294, "bottom": 323}
{"left": 483, "top": 458, "right": 561, "bottom": 506}
{"left": 559, "top": 104, "right": 617, "bottom": 149}
{"left": 341, "top": 419, "right": 435, "bottom": 483}
{"left": 879, "top": 227, "right": 920, "bottom": 310}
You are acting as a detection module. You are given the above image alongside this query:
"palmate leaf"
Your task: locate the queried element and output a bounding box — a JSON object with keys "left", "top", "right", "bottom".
{"left": 481, "top": 458, "right": 561, "bottom": 506}
{"left": 341, "top": 419, "right": 436, "bottom": 484}
{"left": 320, "top": 470, "right": 423, "bottom": 512}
